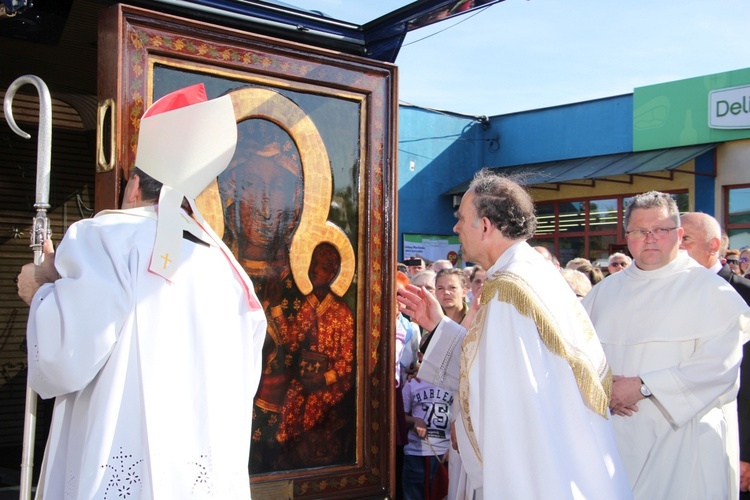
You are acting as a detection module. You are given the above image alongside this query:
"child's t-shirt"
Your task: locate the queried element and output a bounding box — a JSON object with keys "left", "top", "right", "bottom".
{"left": 402, "top": 377, "right": 453, "bottom": 456}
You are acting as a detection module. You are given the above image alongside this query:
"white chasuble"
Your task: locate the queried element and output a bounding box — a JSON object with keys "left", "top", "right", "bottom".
{"left": 419, "top": 241, "right": 632, "bottom": 499}
{"left": 27, "top": 208, "right": 267, "bottom": 499}
{"left": 583, "top": 251, "right": 750, "bottom": 500}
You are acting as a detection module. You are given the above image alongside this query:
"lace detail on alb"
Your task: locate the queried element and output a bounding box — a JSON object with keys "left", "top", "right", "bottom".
{"left": 28, "top": 342, "right": 45, "bottom": 388}
{"left": 65, "top": 474, "right": 76, "bottom": 499}
{"left": 100, "top": 446, "right": 144, "bottom": 498}
{"left": 190, "top": 451, "right": 214, "bottom": 495}
{"left": 436, "top": 323, "right": 462, "bottom": 389}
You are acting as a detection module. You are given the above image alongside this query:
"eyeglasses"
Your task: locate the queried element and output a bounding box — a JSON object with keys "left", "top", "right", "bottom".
{"left": 741, "top": 257, "right": 750, "bottom": 264}
{"left": 610, "top": 262, "right": 628, "bottom": 267}
{"left": 624, "top": 227, "right": 679, "bottom": 241}
{"left": 727, "top": 259, "right": 740, "bottom": 265}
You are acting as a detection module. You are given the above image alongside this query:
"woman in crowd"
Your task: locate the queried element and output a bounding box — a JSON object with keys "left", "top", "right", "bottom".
{"left": 467, "top": 265, "right": 486, "bottom": 304}
{"left": 435, "top": 268, "right": 469, "bottom": 324}
{"left": 725, "top": 249, "right": 741, "bottom": 276}
{"left": 566, "top": 258, "right": 603, "bottom": 286}
{"left": 740, "top": 247, "right": 750, "bottom": 278}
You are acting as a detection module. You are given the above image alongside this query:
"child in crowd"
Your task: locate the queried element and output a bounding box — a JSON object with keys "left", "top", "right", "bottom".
{"left": 402, "top": 358, "right": 453, "bottom": 500}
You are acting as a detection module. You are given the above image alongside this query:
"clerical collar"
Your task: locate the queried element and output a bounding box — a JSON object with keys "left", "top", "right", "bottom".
{"left": 486, "top": 240, "right": 526, "bottom": 277}
{"left": 627, "top": 251, "right": 699, "bottom": 280}
{"left": 708, "top": 260, "right": 723, "bottom": 274}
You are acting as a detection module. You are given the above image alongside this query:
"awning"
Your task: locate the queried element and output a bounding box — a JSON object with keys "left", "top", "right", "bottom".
{"left": 444, "top": 143, "right": 718, "bottom": 195}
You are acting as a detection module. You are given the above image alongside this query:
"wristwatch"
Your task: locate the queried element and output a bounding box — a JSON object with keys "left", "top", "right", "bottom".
{"left": 639, "top": 379, "right": 652, "bottom": 398}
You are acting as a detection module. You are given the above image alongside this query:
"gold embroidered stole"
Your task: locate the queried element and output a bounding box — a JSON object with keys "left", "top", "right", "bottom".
{"left": 459, "top": 271, "right": 612, "bottom": 465}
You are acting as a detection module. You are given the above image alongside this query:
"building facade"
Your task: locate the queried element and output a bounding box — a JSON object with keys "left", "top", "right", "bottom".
{"left": 398, "top": 67, "right": 750, "bottom": 266}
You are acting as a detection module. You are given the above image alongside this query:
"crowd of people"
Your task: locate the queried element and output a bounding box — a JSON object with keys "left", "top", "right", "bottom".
{"left": 397, "top": 171, "right": 750, "bottom": 499}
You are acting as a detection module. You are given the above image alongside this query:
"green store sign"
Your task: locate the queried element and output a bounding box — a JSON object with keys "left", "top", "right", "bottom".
{"left": 633, "top": 67, "right": 750, "bottom": 151}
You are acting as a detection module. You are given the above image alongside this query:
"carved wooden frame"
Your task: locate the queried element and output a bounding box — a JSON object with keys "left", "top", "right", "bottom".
{"left": 97, "top": 4, "right": 397, "bottom": 497}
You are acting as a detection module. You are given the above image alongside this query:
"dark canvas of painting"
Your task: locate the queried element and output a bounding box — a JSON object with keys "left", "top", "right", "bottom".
{"left": 154, "top": 67, "right": 360, "bottom": 474}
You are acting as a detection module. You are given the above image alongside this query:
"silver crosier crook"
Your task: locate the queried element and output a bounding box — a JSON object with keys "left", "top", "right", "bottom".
{"left": 4, "top": 74, "right": 54, "bottom": 500}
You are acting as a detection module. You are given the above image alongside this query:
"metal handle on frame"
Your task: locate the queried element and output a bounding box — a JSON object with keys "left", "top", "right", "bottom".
{"left": 96, "top": 98, "right": 116, "bottom": 173}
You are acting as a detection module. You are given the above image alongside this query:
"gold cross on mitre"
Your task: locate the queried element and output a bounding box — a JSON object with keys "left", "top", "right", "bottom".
{"left": 160, "top": 253, "right": 172, "bottom": 269}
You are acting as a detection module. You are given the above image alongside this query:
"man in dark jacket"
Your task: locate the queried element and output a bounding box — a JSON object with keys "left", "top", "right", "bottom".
{"left": 681, "top": 212, "right": 750, "bottom": 497}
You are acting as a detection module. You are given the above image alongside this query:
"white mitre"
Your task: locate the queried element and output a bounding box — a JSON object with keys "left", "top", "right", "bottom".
{"left": 134, "top": 83, "right": 237, "bottom": 281}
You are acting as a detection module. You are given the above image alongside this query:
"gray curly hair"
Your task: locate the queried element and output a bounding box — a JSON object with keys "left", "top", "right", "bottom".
{"left": 468, "top": 168, "right": 537, "bottom": 240}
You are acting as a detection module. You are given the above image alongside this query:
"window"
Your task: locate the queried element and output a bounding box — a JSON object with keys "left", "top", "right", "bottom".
{"left": 589, "top": 199, "right": 618, "bottom": 232}
{"left": 725, "top": 185, "right": 750, "bottom": 249}
{"left": 558, "top": 201, "right": 585, "bottom": 233}
{"left": 529, "top": 191, "right": 687, "bottom": 267}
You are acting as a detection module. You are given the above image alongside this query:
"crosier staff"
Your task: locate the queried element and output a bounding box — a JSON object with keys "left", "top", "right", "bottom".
{"left": 4, "top": 74, "right": 53, "bottom": 500}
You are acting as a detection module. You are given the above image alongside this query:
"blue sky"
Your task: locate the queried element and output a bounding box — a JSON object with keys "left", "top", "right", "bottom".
{"left": 320, "top": 0, "right": 750, "bottom": 117}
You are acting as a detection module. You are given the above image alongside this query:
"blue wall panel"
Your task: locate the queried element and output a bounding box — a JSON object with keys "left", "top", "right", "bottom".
{"left": 397, "top": 106, "right": 482, "bottom": 260}
{"left": 484, "top": 95, "right": 634, "bottom": 168}
{"left": 396, "top": 95, "right": 636, "bottom": 261}
{"left": 693, "top": 150, "right": 716, "bottom": 215}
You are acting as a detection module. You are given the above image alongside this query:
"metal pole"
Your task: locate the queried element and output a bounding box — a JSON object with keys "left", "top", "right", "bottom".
{"left": 18, "top": 386, "right": 37, "bottom": 500}
{"left": 4, "top": 74, "right": 54, "bottom": 500}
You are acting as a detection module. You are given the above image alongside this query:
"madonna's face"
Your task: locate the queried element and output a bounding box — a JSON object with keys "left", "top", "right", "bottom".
{"left": 236, "top": 154, "right": 301, "bottom": 260}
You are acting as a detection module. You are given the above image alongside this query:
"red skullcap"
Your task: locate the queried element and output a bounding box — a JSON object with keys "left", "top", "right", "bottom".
{"left": 142, "top": 83, "right": 207, "bottom": 118}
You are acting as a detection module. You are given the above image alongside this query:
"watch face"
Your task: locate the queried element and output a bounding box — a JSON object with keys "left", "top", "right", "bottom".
{"left": 640, "top": 384, "right": 652, "bottom": 397}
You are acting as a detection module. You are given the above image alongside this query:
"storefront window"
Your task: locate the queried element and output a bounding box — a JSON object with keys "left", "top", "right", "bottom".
{"left": 728, "top": 229, "right": 750, "bottom": 250}
{"left": 558, "top": 201, "right": 584, "bottom": 233}
{"left": 532, "top": 190, "right": 686, "bottom": 267}
{"left": 589, "top": 199, "right": 617, "bottom": 232}
{"left": 535, "top": 203, "right": 555, "bottom": 235}
{"left": 728, "top": 187, "right": 750, "bottom": 225}
{"left": 726, "top": 185, "right": 750, "bottom": 249}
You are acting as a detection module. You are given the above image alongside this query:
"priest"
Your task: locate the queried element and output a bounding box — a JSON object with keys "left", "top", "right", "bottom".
{"left": 582, "top": 192, "right": 750, "bottom": 499}
{"left": 16, "top": 84, "right": 267, "bottom": 498}
{"left": 398, "top": 168, "right": 632, "bottom": 499}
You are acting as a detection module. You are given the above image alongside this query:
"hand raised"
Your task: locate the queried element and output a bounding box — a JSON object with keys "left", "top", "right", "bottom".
{"left": 397, "top": 284, "right": 444, "bottom": 332}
